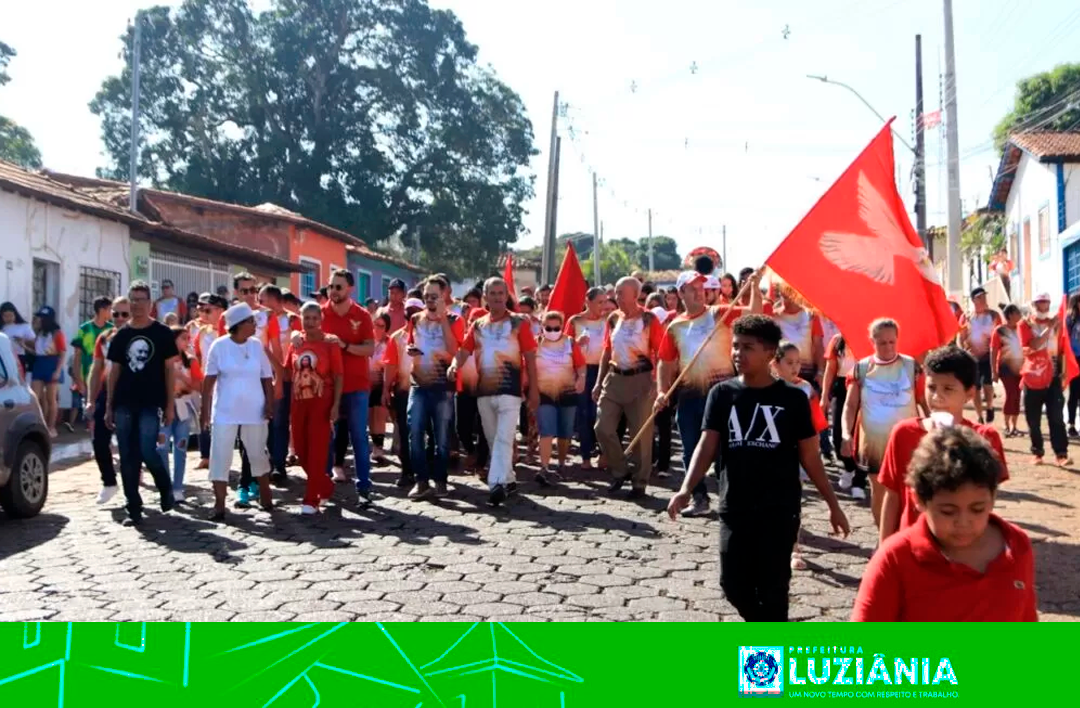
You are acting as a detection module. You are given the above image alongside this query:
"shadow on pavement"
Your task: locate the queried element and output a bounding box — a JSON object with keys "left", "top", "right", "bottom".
{"left": 0, "top": 513, "right": 69, "bottom": 560}
{"left": 997, "top": 488, "right": 1074, "bottom": 509}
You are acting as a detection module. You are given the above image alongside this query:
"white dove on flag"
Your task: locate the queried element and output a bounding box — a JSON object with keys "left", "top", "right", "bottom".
{"left": 819, "top": 171, "right": 939, "bottom": 286}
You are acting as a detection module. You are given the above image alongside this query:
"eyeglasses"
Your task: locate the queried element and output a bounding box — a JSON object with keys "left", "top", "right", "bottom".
{"left": 112, "top": 311, "right": 131, "bottom": 319}
{"left": 423, "top": 294, "right": 440, "bottom": 301}
{"left": 330, "top": 284, "right": 347, "bottom": 292}
{"left": 544, "top": 326, "right": 562, "bottom": 333}
{"left": 239, "top": 287, "right": 258, "bottom": 295}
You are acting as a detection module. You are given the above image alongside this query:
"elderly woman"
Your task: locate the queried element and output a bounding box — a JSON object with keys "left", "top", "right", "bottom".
{"left": 201, "top": 303, "right": 275, "bottom": 521}
{"left": 286, "top": 301, "right": 343, "bottom": 515}
{"left": 534, "top": 310, "right": 586, "bottom": 483}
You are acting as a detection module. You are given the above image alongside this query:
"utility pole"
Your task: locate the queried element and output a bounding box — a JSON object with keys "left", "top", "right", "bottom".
{"left": 546, "top": 137, "right": 562, "bottom": 283}
{"left": 541, "top": 91, "right": 560, "bottom": 285}
{"left": 722, "top": 225, "right": 727, "bottom": 273}
{"left": 943, "top": 0, "right": 963, "bottom": 295}
{"left": 647, "top": 209, "right": 654, "bottom": 272}
{"left": 128, "top": 12, "right": 142, "bottom": 213}
{"left": 592, "top": 172, "right": 601, "bottom": 287}
{"left": 915, "top": 34, "right": 929, "bottom": 259}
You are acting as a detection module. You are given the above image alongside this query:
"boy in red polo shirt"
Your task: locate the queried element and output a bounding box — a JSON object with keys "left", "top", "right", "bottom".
{"left": 320, "top": 269, "right": 376, "bottom": 502}
{"left": 853, "top": 425, "right": 1036, "bottom": 622}
{"left": 878, "top": 346, "right": 1008, "bottom": 545}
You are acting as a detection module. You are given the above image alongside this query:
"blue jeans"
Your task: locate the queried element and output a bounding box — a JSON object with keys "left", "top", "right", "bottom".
{"left": 270, "top": 382, "right": 292, "bottom": 472}
{"left": 114, "top": 406, "right": 173, "bottom": 517}
{"left": 537, "top": 404, "right": 576, "bottom": 439}
{"left": 408, "top": 387, "right": 454, "bottom": 484}
{"left": 577, "top": 365, "right": 600, "bottom": 459}
{"left": 675, "top": 393, "right": 710, "bottom": 501}
{"left": 326, "top": 390, "right": 371, "bottom": 492}
{"left": 157, "top": 415, "right": 192, "bottom": 493}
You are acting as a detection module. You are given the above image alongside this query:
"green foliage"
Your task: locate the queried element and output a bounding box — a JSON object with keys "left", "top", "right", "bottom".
{"left": 993, "top": 63, "right": 1080, "bottom": 151}
{"left": 0, "top": 41, "right": 42, "bottom": 169}
{"left": 89, "top": 0, "right": 536, "bottom": 280}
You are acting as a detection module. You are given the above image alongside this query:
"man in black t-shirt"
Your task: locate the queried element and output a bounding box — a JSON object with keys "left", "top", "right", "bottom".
{"left": 106, "top": 280, "right": 181, "bottom": 525}
{"left": 668, "top": 315, "right": 850, "bottom": 621}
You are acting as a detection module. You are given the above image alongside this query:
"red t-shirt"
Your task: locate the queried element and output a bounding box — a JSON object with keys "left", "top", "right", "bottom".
{"left": 321, "top": 301, "right": 375, "bottom": 393}
{"left": 878, "top": 417, "right": 1009, "bottom": 532}
{"left": 852, "top": 514, "right": 1037, "bottom": 622}
{"left": 461, "top": 311, "right": 538, "bottom": 397}
{"left": 286, "top": 336, "right": 344, "bottom": 403}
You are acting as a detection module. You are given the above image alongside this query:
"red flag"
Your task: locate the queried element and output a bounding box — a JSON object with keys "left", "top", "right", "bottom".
{"left": 1060, "top": 296, "right": 1080, "bottom": 384}
{"left": 502, "top": 253, "right": 517, "bottom": 310}
{"left": 548, "top": 243, "right": 589, "bottom": 318}
{"left": 765, "top": 121, "right": 957, "bottom": 360}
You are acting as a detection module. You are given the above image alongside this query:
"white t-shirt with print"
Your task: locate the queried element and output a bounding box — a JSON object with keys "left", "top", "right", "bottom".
{"left": 205, "top": 336, "right": 273, "bottom": 425}
{"left": 2, "top": 323, "right": 35, "bottom": 355}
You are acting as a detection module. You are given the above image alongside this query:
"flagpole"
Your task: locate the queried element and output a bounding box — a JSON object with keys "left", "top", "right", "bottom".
{"left": 622, "top": 268, "right": 764, "bottom": 457}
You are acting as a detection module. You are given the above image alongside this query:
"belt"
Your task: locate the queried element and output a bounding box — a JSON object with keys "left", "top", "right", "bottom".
{"left": 610, "top": 366, "right": 651, "bottom": 376}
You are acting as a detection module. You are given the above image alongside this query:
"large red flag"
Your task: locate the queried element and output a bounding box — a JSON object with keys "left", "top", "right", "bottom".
{"left": 765, "top": 121, "right": 957, "bottom": 360}
{"left": 548, "top": 243, "right": 589, "bottom": 317}
{"left": 502, "top": 253, "right": 517, "bottom": 310}
{"left": 1060, "top": 296, "right": 1080, "bottom": 384}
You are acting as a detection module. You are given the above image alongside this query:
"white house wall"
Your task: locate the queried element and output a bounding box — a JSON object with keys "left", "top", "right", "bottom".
{"left": 1065, "top": 164, "right": 1080, "bottom": 234}
{"left": 1004, "top": 153, "right": 1062, "bottom": 303}
{"left": 0, "top": 189, "right": 131, "bottom": 406}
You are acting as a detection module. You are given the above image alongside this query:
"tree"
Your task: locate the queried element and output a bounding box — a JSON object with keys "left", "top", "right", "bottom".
{"left": 89, "top": 0, "right": 536, "bottom": 280}
{"left": 635, "top": 235, "right": 681, "bottom": 271}
{"left": 993, "top": 63, "right": 1080, "bottom": 151}
{"left": 580, "top": 240, "right": 635, "bottom": 286}
{"left": 961, "top": 213, "right": 1005, "bottom": 285}
{"left": 0, "top": 41, "right": 42, "bottom": 169}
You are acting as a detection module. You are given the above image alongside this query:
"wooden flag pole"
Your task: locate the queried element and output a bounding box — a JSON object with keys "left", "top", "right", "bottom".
{"left": 622, "top": 268, "right": 765, "bottom": 458}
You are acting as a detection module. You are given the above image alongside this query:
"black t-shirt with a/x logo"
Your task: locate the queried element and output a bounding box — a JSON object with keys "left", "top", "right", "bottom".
{"left": 702, "top": 378, "right": 816, "bottom": 516}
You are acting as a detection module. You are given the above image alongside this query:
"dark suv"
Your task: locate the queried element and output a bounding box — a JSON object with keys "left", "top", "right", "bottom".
{"left": 0, "top": 332, "right": 50, "bottom": 517}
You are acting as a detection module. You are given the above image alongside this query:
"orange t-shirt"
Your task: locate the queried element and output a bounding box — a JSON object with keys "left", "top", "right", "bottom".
{"left": 286, "top": 336, "right": 344, "bottom": 404}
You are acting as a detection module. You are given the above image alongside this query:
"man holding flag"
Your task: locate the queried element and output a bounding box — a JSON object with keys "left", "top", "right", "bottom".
{"left": 1018, "top": 292, "right": 1075, "bottom": 467}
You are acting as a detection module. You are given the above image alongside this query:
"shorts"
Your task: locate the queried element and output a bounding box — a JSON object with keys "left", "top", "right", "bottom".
{"left": 30, "top": 355, "right": 63, "bottom": 384}
{"left": 977, "top": 356, "right": 993, "bottom": 387}
{"left": 369, "top": 385, "right": 384, "bottom": 408}
{"left": 537, "top": 404, "right": 576, "bottom": 439}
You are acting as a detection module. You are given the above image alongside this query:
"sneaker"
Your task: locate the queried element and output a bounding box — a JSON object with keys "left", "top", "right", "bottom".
{"left": 235, "top": 485, "right": 252, "bottom": 508}
{"left": 627, "top": 486, "right": 647, "bottom": 500}
{"left": 434, "top": 481, "right": 449, "bottom": 498}
{"left": 173, "top": 489, "right": 185, "bottom": 504}
{"left": 97, "top": 485, "right": 118, "bottom": 505}
{"left": 356, "top": 487, "right": 373, "bottom": 506}
{"left": 408, "top": 481, "right": 433, "bottom": 500}
{"left": 534, "top": 471, "right": 552, "bottom": 488}
{"left": 607, "top": 476, "right": 628, "bottom": 494}
{"left": 1069, "top": 426, "right": 1079, "bottom": 439}
{"left": 986, "top": 409, "right": 995, "bottom": 423}
{"left": 681, "top": 495, "right": 710, "bottom": 517}
{"left": 656, "top": 468, "right": 671, "bottom": 479}
{"left": 271, "top": 471, "right": 289, "bottom": 488}
{"left": 506, "top": 482, "right": 519, "bottom": 497}
{"left": 332, "top": 466, "right": 349, "bottom": 483}
{"left": 300, "top": 504, "right": 318, "bottom": 516}
{"left": 160, "top": 493, "right": 176, "bottom": 513}
{"left": 838, "top": 471, "right": 854, "bottom": 491}
{"left": 396, "top": 473, "right": 415, "bottom": 489}
{"left": 851, "top": 487, "right": 867, "bottom": 500}
{"left": 488, "top": 484, "right": 507, "bottom": 507}
{"left": 122, "top": 514, "right": 142, "bottom": 527}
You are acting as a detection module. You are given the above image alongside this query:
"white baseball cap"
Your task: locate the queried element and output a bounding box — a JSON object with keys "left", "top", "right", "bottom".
{"left": 704, "top": 276, "right": 721, "bottom": 290}
{"left": 405, "top": 297, "right": 425, "bottom": 309}
{"left": 675, "top": 271, "right": 707, "bottom": 290}
{"left": 1033, "top": 292, "right": 1052, "bottom": 303}
{"left": 223, "top": 302, "right": 255, "bottom": 330}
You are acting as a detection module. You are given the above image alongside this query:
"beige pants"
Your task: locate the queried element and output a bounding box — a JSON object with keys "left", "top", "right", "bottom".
{"left": 594, "top": 371, "right": 655, "bottom": 488}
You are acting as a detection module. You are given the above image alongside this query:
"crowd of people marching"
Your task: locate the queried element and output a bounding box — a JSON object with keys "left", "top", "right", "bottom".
{"left": 4, "top": 249, "right": 1065, "bottom": 623}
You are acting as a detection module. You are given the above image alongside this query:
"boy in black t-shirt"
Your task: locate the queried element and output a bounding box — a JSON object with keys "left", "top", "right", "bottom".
{"left": 668, "top": 315, "right": 850, "bottom": 621}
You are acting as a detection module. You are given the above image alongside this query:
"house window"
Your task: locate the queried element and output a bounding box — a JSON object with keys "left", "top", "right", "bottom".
{"left": 115, "top": 622, "right": 147, "bottom": 652}
{"left": 381, "top": 276, "right": 392, "bottom": 301}
{"left": 299, "top": 260, "right": 320, "bottom": 297}
{"left": 356, "top": 270, "right": 372, "bottom": 302}
{"left": 1009, "top": 223, "right": 1019, "bottom": 268}
{"left": 79, "top": 266, "right": 122, "bottom": 323}
{"left": 32, "top": 259, "right": 60, "bottom": 315}
{"left": 1039, "top": 205, "right": 1050, "bottom": 257}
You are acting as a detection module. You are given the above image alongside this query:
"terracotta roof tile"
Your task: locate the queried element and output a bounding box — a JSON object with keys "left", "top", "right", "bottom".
{"left": 1009, "top": 131, "right": 1080, "bottom": 160}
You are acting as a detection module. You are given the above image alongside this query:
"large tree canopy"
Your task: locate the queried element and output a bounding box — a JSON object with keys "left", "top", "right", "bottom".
{"left": 90, "top": 0, "right": 536, "bottom": 279}
{"left": 993, "top": 63, "right": 1080, "bottom": 151}
{"left": 0, "top": 41, "right": 43, "bottom": 169}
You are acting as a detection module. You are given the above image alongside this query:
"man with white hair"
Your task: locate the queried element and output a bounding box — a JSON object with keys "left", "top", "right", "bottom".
{"left": 450, "top": 277, "right": 540, "bottom": 506}
{"left": 592, "top": 276, "right": 664, "bottom": 498}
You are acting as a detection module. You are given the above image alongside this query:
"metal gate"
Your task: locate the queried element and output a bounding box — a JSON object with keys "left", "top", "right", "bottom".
{"left": 149, "top": 250, "right": 232, "bottom": 300}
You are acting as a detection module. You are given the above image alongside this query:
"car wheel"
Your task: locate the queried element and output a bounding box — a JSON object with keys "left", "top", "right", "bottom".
{"left": 0, "top": 440, "right": 48, "bottom": 518}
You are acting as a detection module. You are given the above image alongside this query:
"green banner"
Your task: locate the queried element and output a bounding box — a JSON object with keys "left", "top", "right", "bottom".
{"left": 0, "top": 622, "right": 1056, "bottom": 706}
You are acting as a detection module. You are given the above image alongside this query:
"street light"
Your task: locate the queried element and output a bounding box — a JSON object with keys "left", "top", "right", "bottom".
{"left": 807, "top": 74, "right": 915, "bottom": 154}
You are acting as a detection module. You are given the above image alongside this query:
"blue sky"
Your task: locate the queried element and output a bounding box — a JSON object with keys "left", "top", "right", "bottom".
{"left": 4, "top": 0, "right": 1080, "bottom": 270}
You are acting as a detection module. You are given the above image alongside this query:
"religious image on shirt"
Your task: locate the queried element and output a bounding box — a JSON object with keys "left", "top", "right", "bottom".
{"left": 606, "top": 311, "right": 658, "bottom": 373}
{"left": 662, "top": 307, "right": 734, "bottom": 395}
{"left": 124, "top": 336, "right": 155, "bottom": 373}
{"left": 293, "top": 352, "right": 324, "bottom": 400}
{"left": 536, "top": 339, "right": 580, "bottom": 405}
{"left": 472, "top": 315, "right": 528, "bottom": 397}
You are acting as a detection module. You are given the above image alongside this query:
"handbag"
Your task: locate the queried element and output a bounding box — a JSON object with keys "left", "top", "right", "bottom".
{"left": 1020, "top": 349, "right": 1054, "bottom": 390}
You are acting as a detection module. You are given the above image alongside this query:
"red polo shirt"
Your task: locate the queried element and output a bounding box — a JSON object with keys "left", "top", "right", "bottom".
{"left": 321, "top": 300, "right": 375, "bottom": 393}
{"left": 878, "top": 418, "right": 1009, "bottom": 531}
{"left": 852, "top": 513, "right": 1037, "bottom": 622}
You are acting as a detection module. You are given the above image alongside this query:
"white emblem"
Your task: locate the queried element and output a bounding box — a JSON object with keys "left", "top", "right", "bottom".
{"left": 127, "top": 336, "right": 153, "bottom": 373}
{"left": 819, "top": 171, "right": 939, "bottom": 286}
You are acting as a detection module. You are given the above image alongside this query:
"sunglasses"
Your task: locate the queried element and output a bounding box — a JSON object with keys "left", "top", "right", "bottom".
{"left": 330, "top": 284, "right": 347, "bottom": 292}
{"left": 112, "top": 311, "right": 131, "bottom": 319}
{"left": 544, "top": 326, "right": 561, "bottom": 333}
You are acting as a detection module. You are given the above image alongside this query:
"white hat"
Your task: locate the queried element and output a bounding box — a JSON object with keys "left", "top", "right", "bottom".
{"left": 224, "top": 302, "right": 255, "bottom": 330}
{"left": 405, "top": 297, "right": 425, "bottom": 309}
{"left": 651, "top": 306, "right": 670, "bottom": 324}
{"left": 1033, "top": 292, "right": 1052, "bottom": 303}
{"left": 704, "top": 276, "right": 721, "bottom": 290}
{"left": 675, "top": 271, "right": 707, "bottom": 290}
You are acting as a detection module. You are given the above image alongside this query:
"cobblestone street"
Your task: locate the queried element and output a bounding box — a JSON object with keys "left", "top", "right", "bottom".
{"left": 1, "top": 422, "right": 1077, "bottom": 622}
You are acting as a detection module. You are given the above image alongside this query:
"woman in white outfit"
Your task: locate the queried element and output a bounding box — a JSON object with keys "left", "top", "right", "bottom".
{"left": 200, "top": 303, "right": 275, "bottom": 520}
